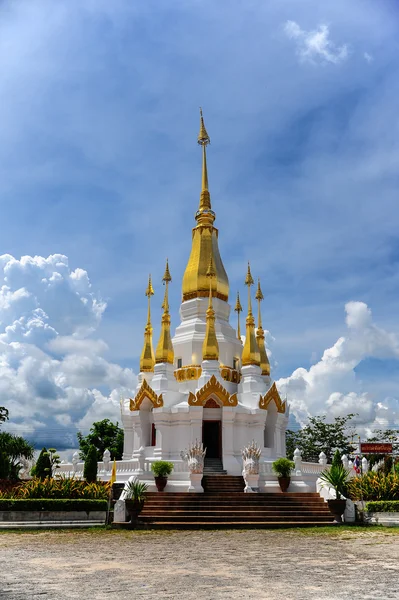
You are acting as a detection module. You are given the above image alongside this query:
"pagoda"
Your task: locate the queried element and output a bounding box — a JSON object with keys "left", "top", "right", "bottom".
{"left": 120, "top": 110, "right": 289, "bottom": 484}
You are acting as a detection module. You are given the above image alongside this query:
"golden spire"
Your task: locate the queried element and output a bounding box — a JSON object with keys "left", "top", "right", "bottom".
{"left": 181, "top": 109, "right": 229, "bottom": 303}
{"left": 197, "top": 107, "right": 213, "bottom": 223}
{"left": 234, "top": 291, "right": 243, "bottom": 342}
{"left": 202, "top": 256, "right": 219, "bottom": 361}
{"left": 139, "top": 274, "right": 155, "bottom": 372}
{"left": 155, "top": 260, "right": 174, "bottom": 364}
{"left": 242, "top": 263, "right": 261, "bottom": 367}
{"left": 255, "top": 279, "right": 270, "bottom": 376}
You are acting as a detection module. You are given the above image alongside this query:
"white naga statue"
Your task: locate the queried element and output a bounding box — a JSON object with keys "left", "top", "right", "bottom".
{"left": 242, "top": 440, "right": 262, "bottom": 475}
{"left": 180, "top": 440, "right": 207, "bottom": 474}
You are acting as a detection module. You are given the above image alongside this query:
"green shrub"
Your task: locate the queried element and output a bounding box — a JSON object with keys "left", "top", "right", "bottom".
{"left": 0, "top": 451, "right": 10, "bottom": 479}
{"left": 124, "top": 480, "right": 148, "bottom": 502}
{"left": 319, "top": 465, "right": 350, "bottom": 500}
{"left": 366, "top": 501, "right": 399, "bottom": 513}
{"left": 0, "top": 498, "right": 107, "bottom": 512}
{"left": 151, "top": 461, "right": 174, "bottom": 478}
{"left": 0, "top": 477, "right": 109, "bottom": 500}
{"left": 347, "top": 472, "right": 399, "bottom": 501}
{"left": 272, "top": 458, "right": 295, "bottom": 478}
{"left": 33, "top": 447, "right": 52, "bottom": 480}
{"left": 84, "top": 445, "right": 98, "bottom": 483}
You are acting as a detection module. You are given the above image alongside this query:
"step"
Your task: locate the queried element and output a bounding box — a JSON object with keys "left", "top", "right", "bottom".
{"left": 134, "top": 521, "right": 333, "bottom": 529}
{"left": 141, "top": 509, "right": 331, "bottom": 520}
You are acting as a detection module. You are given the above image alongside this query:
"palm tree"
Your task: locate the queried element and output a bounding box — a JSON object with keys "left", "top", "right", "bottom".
{"left": 0, "top": 432, "right": 34, "bottom": 479}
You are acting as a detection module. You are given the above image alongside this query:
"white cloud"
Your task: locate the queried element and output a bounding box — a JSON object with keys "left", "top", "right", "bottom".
{"left": 277, "top": 301, "right": 399, "bottom": 431}
{"left": 364, "top": 52, "right": 373, "bottom": 63}
{"left": 284, "top": 21, "right": 348, "bottom": 65}
{"left": 0, "top": 254, "right": 136, "bottom": 448}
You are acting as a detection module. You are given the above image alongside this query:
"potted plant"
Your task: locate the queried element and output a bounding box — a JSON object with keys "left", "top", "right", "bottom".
{"left": 272, "top": 457, "right": 294, "bottom": 492}
{"left": 151, "top": 461, "right": 174, "bottom": 492}
{"left": 319, "top": 465, "right": 349, "bottom": 524}
{"left": 124, "top": 480, "right": 148, "bottom": 523}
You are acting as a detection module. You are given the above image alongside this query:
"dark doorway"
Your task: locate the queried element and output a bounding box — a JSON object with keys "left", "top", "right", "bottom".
{"left": 202, "top": 421, "right": 221, "bottom": 458}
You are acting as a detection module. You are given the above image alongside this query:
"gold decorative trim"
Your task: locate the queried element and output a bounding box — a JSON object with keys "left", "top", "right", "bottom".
{"left": 174, "top": 365, "right": 202, "bottom": 382}
{"left": 130, "top": 379, "right": 164, "bottom": 411}
{"left": 259, "top": 382, "right": 286, "bottom": 414}
{"left": 188, "top": 374, "right": 238, "bottom": 407}
{"left": 220, "top": 365, "right": 241, "bottom": 384}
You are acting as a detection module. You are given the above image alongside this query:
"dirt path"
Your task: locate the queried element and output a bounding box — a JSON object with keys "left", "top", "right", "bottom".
{"left": 0, "top": 528, "right": 398, "bottom": 599}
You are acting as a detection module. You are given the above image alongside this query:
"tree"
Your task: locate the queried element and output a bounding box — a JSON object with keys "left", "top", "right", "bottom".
{"left": 0, "top": 432, "right": 34, "bottom": 479}
{"left": 286, "top": 414, "right": 357, "bottom": 463}
{"left": 83, "top": 445, "right": 98, "bottom": 482}
{"left": 0, "top": 407, "right": 9, "bottom": 427}
{"left": 32, "top": 447, "right": 52, "bottom": 480}
{"left": 0, "top": 451, "right": 10, "bottom": 479}
{"left": 46, "top": 448, "right": 61, "bottom": 477}
{"left": 77, "top": 419, "right": 124, "bottom": 461}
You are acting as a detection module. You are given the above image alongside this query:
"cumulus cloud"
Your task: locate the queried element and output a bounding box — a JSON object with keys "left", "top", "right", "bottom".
{"left": 277, "top": 301, "right": 399, "bottom": 431}
{"left": 0, "top": 254, "right": 136, "bottom": 449}
{"left": 284, "top": 21, "right": 348, "bottom": 65}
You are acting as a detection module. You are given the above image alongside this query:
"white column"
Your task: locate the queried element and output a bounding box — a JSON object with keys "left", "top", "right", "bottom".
{"left": 222, "top": 407, "right": 241, "bottom": 475}
{"left": 122, "top": 424, "right": 134, "bottom": 459}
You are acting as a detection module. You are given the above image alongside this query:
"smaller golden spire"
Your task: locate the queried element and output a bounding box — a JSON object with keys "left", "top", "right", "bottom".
{"left": 255, "top": 279, "right": 270, "bottom": 376}
{"left": 242, "top": 263, "right": 260, "bottom": 367}
{"left": 202, "top": 256, "right": 219, "bottom": 361}
{"left": 140, "top": 274, "right": 155, "bottom": 372}
{"left": 155, "top": 260, "right": 174, "bottom": 364}
{"left": 234, "top": 291, "right": 243, "bottom": 341}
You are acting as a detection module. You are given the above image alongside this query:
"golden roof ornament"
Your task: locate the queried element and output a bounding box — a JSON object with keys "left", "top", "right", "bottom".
{"left": 155, "top": 260, "right": 174, "bottom": 364}
{"left": 181, "top": 109, "right": 229, "bottom": 303}
{"left": 241, "top": 263, "right": 260, "bottom": 367}
{"left": 139, "top": 274, "right": 155, "bottom": 372}
{"left": 234, "top": 291, "right": 243, "bottom": 342}
{"left": 255, "top": 278, "right": 270, "bottom": 376}
{"left": 202, "top": 255, "right": 219, "bottom": 361}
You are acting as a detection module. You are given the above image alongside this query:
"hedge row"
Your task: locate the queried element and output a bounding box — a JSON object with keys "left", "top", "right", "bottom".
{"left": 0, "top": 499, "right": 107, "bottom": 512}
{"left": 365, "top": 501, "right": 399, "bottom": 513}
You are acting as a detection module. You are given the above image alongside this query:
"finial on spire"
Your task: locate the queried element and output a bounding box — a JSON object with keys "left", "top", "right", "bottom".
{"left": 255, "top": 277, "right": 270, "bottom": 376}
{"left": 162, "top": 259, "right": 172, "bottom": 284}
{"left": 245, "top": 262, "right": 254, "bottom": 287}
{"left": 156, "top": 260, "right": 174, "bottom": 364}
{"left": 198, "top": 108, "right": 210, "bottom": 146}
{"left": 146, "top": 274, "right": 155, "bottom": 298}
{"left": 234, "top": 291, "right": 243, "bottom": 342}
{"left": 140, "top": 274, "right": 155, "bottom": 372}
{"left": 242, "top": 262, "right": 260, "bottom": 367}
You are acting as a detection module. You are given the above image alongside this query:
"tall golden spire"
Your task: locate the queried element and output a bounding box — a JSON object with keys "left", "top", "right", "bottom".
{"left": 197, "top": 107, "right": 212, "bottom": 218}
{"left": 255, "top": 279, "right": 270, "bottom": 376}
{"left": 139, "top": 275, "right": 155, "bottom": 372}
{"left": 242, "top": 263, "right": 261, "bottom": 367}
{"left": 234, "top": 291, "right": 243, "bottom": 342}
{"left": 155, "top": 260, "right": 174, "bottom": 364}
{"left": 182, "top": 109, "right": 229, "bottom": 303}
{"left": 202, "top": 256, "right": 219, "bottom": 361}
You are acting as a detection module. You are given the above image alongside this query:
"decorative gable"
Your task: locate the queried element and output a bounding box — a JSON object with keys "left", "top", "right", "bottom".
{"left": 188, "top": 374, "right": 238, "bottom": 407}
{"left": 259, "top": 382, "right": 286, "bottom": 413}
{"left": 130, "top": 378, "right": 164, "bottom": 411}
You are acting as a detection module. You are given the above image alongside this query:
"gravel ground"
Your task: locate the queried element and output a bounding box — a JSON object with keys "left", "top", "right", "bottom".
{"left": 0, "top": 528, "right": 398, "bottom": 599}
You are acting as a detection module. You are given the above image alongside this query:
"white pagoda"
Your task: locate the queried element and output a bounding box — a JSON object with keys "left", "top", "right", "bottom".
{"left": 120, "top": 111, "right": 289, "bottom": 486}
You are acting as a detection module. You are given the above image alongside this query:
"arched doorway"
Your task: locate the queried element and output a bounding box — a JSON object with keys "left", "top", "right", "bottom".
{"left": 202, "top": 397, "right": 222, "bottom": 459}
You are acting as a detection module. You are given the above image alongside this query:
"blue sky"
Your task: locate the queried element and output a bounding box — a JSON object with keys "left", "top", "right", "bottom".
{"left": 0, "top": 0, "right": 398, "bottom": 448}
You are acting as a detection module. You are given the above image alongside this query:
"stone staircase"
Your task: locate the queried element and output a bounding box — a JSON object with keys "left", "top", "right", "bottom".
{"left": 203, "top": 458, "right": 226, "bottom": 474}
{"left": 202, "top": 475, "right": 245, "bottom": 493}
{"left": 137, "top": 491, "right": 334, "bottom": 529}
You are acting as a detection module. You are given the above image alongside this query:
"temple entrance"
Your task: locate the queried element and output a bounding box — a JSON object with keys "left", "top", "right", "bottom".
{"left": 202, "top": 420, "right": 221, "bottom": 459}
